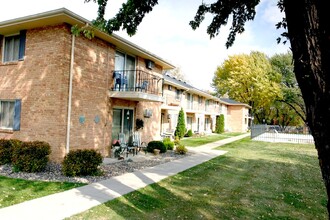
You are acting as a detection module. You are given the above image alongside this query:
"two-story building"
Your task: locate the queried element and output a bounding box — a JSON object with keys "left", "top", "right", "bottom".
{"left": 0, "top": 8, "right": 175, "bottom": 161}
{"left": 0, "top": 9, "right": 250, "bottom": 161}
{"left": 161, "top": 74, "right": 251, "bottom": 136}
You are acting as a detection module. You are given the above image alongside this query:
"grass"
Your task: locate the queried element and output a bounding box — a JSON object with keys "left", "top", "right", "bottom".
{"left": 180, "top": 132, "right": 243, "bottom": 147}
{"left": 69, "top": 138, "right": 327, "bottom": 219}
{"left": 0, "top": 176, "right": 85, "bottom": 208}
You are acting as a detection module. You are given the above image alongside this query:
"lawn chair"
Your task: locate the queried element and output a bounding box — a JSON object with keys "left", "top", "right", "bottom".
{"left": 132, "top": 131, "right": 141, "bottom": 155}
{"left": 115, "top": 132, "right": 128, "bottom": 157}
{"left": 119, "top": 132, "right": 137, "bottom": 157}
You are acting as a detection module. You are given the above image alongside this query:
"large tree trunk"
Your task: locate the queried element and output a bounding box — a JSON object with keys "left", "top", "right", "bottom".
{"left": 283, "top": 0, "right": 330, "bottom": 216}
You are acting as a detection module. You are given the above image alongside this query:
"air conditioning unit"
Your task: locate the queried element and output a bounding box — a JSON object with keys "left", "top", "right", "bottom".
{"left": 146, "top": 60, "right": 155, "bottom": 70}
{"left": 144, "top": 109, "right": 153, "bottom": 118}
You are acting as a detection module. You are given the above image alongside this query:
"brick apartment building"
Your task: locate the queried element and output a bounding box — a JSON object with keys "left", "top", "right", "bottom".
{"left": 0, "top": 8, "right": 250, "bottom": 161}
{"left": 161, "top": 74, "right": 251, "bottom": 135}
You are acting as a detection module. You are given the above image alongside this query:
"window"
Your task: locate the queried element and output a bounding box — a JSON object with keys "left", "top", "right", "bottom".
{"left": 168, "top": 85, "right": 172, "bottom": 91}
{"left": 186, "top": 93, "right": 193, "bottom": 109}
{"left": 198, "top": 96, "right": 203, "bottom": 104}
{"left": 115, "top": 51, "right": 135, "bottom": 90}
{"left": 0, "top": 100, "right": 21, "bottom": 130}
{"left": 205, "top": 99, "right": 209, "bottom": 111}
{"left": 175, "top": 89, "right": 181, "bottom": 100}
{"left": 2, "top": 30, "right": 26, "bottom": 62}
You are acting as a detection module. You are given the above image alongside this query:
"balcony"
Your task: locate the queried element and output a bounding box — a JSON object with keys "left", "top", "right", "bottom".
{"left": 108, "top": 70, "right": 164, "bottom": 102}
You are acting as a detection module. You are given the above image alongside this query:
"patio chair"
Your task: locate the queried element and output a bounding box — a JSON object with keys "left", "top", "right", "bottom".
{"left": 113, "top": 71, "right": 127, "bottom": 91}
{"left": 132, "top": 131, "right": 141, "bottom": 155}
{"left": 141, "top": 80, "right": 148, "bottom": 92}
{"left": 119, "top": 132, "right": 136, "bottom": 157}
{"left": 116, "top": 133, "right": 128, "bottom": 157}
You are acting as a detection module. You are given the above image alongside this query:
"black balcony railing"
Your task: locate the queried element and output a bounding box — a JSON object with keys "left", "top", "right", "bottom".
{"left": 111, "top": 70, "right": 162, "bottom": 95}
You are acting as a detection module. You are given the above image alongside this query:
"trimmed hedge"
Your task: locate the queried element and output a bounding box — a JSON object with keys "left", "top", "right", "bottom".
{"left": 147, "top": 141, "right": 167, "bottom": 153}
{"left": 12, "top": 141, "right": 51, "bottom": 172}
{"left": 0, "top": 139, "right": 22, "bottom": 165}
{"left": 62, "top": 149, "right": 103, "bottom": 177}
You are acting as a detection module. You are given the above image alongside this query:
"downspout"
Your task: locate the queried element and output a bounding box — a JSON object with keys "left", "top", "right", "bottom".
{"left": 66, "top": 34, "right": 75, "bottom": 154}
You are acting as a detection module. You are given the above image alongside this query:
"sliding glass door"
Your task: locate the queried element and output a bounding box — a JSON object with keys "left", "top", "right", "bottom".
{"left": 112, "top": 108, "right": 134, "bottom": 143}
{"left": 115, "top": 51, "right": 136, "bottom": 90}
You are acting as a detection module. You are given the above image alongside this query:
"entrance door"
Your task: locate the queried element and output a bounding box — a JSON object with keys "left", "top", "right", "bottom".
{"left": 112, "top": 108, "right": 134, "bottom": 144}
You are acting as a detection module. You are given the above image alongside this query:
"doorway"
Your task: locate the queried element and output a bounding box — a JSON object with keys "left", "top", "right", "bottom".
{"left": 112, "top": 108, "right": 134, "bottom": 144}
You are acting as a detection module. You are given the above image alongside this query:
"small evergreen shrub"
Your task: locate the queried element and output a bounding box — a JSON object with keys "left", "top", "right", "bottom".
{"left": 0, "top": 139, "right": 22, "bottom": 165}
{"left": 163, "top": 138, "right": 174, "bottom": 150}
{"left": 174, "top": 108, "right": 186, "bottom": 139}
{"left": 62, "top": 149, "right": 103, "bottom": 177}
{"left": 12, "top": 141, "right": 51, "bottom": 172}
{"left": 215, "top": 114, "right": 225, "bottom": 134}
{"left": 175, "top": 144, "right": 188, "bottom": 155}
{"left": 185, "top": 129, "right": 193, "bottom": 137}
{"left": 147, "top": 141, "right": 167, "bottom": 153}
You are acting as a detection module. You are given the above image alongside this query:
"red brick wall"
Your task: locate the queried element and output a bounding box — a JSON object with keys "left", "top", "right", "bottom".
{"left": 227, "top": 105, "right": 244, "bottom": 132}
{"left": 0, "top": 23, "right": 166, "bottom": 161}
{"left": 67, "top": 33, "right": 114, "bottom": 159}
{"left": 0, "top": 24, "right": 72, "bottom": 161}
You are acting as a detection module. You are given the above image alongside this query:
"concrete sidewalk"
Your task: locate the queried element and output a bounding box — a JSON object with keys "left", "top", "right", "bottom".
{"left": 0, "top": 133, "right": 250, "bottom": 220}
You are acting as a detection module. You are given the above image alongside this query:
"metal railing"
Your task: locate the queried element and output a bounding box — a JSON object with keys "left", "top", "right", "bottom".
{"left": 251, "top": 124, "right": 314, "bottom": 144}
{"left": 111, "top": 70, "right": 162, "bottom": 95}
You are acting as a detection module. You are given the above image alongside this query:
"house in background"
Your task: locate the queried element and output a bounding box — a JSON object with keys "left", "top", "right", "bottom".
{"left": 0, "top": 8, "right": 174, "bottom": 161}
{"left": 161, "top": 74, "right": 251, "bottom": 136}
{"left": 219, "top": 98, "right": 251, "bottom": 132}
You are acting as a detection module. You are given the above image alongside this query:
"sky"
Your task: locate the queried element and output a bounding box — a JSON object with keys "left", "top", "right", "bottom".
{"left": 1, "top": 0, "right": 290, "bottom": 91}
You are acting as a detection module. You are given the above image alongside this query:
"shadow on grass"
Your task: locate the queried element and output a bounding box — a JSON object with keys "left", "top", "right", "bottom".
{"left": 73, "top": 145, "right": 327, "bottom": 219}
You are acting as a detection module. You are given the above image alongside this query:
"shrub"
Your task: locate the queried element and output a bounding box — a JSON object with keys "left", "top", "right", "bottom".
{"left": 12, "top": 141, "right": 51, "bottom": 172}
{"left": 174, "top": 136, "right": 180, "bottom": 146}
{"left": 215, "top": 114, "right": 225, "bottom": 134}
{"left": 175, "top": 108, "right": 186, "bottom": 139}
{"left": 185, "top": 129, "right": 193, "bottom": 137}
{"left": 62, "top": 149, "right": 103, "bottom": 177}
{"left": 175, "top": 144, "right": 188, "bottom": 155}
{"left": 147, "top": 141, "right": 167, "bottom": 153}
{"left": 0, "top": 139, "right": 22, "bottom": 165}
{"left": 163, "top": 138, "right": 174, "bottom": 150}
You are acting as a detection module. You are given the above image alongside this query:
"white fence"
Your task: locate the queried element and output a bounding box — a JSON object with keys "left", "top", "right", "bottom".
{"left": 253, "top": 132, "right": 314, "bottom": 144}
{"left": 251, "top": 125, "right": 314, "bottom": 144}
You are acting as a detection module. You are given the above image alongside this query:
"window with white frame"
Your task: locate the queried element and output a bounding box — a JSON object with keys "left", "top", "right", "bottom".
{"left": 186, "top": 93, "right": 193, "bottom": 109}
{"left": 2, "top": 30, "right": 26, "bottom": 62}
{"left": 175, "top": 88, "right": 181, "bottom": 100}
{"left": 0, "top": 100, "right": 21, "bottom": 130}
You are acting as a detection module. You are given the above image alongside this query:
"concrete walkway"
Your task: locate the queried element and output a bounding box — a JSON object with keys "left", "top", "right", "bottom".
{"left": 0, "top": 133, "right": 250, "bottom": 220}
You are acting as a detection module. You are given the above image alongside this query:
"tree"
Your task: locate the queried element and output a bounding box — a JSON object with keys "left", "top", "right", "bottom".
{"left": 89, "top": 0, "right": 330, "bottom": 215}
{"left": 270, "top": 52, "right": 306, "bottom": 124}
{"left": 215, "top": 114, "right": 225, "bottom": 134}
{"left": 212, "top": 51, "right": 282, "bottom": 123}
{"left": 174, "top": 108, "right": 186, "bottom": 139}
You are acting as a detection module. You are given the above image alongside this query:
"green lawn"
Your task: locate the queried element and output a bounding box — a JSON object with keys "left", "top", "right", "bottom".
{"left": 69, "top": 138, "right": 327, "bottom": 219}
{"left": 0, "top": 176, "right": 85, "bottom": 208}
{"left": 180, "top": 132, "right": 244, "bottom": 147}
